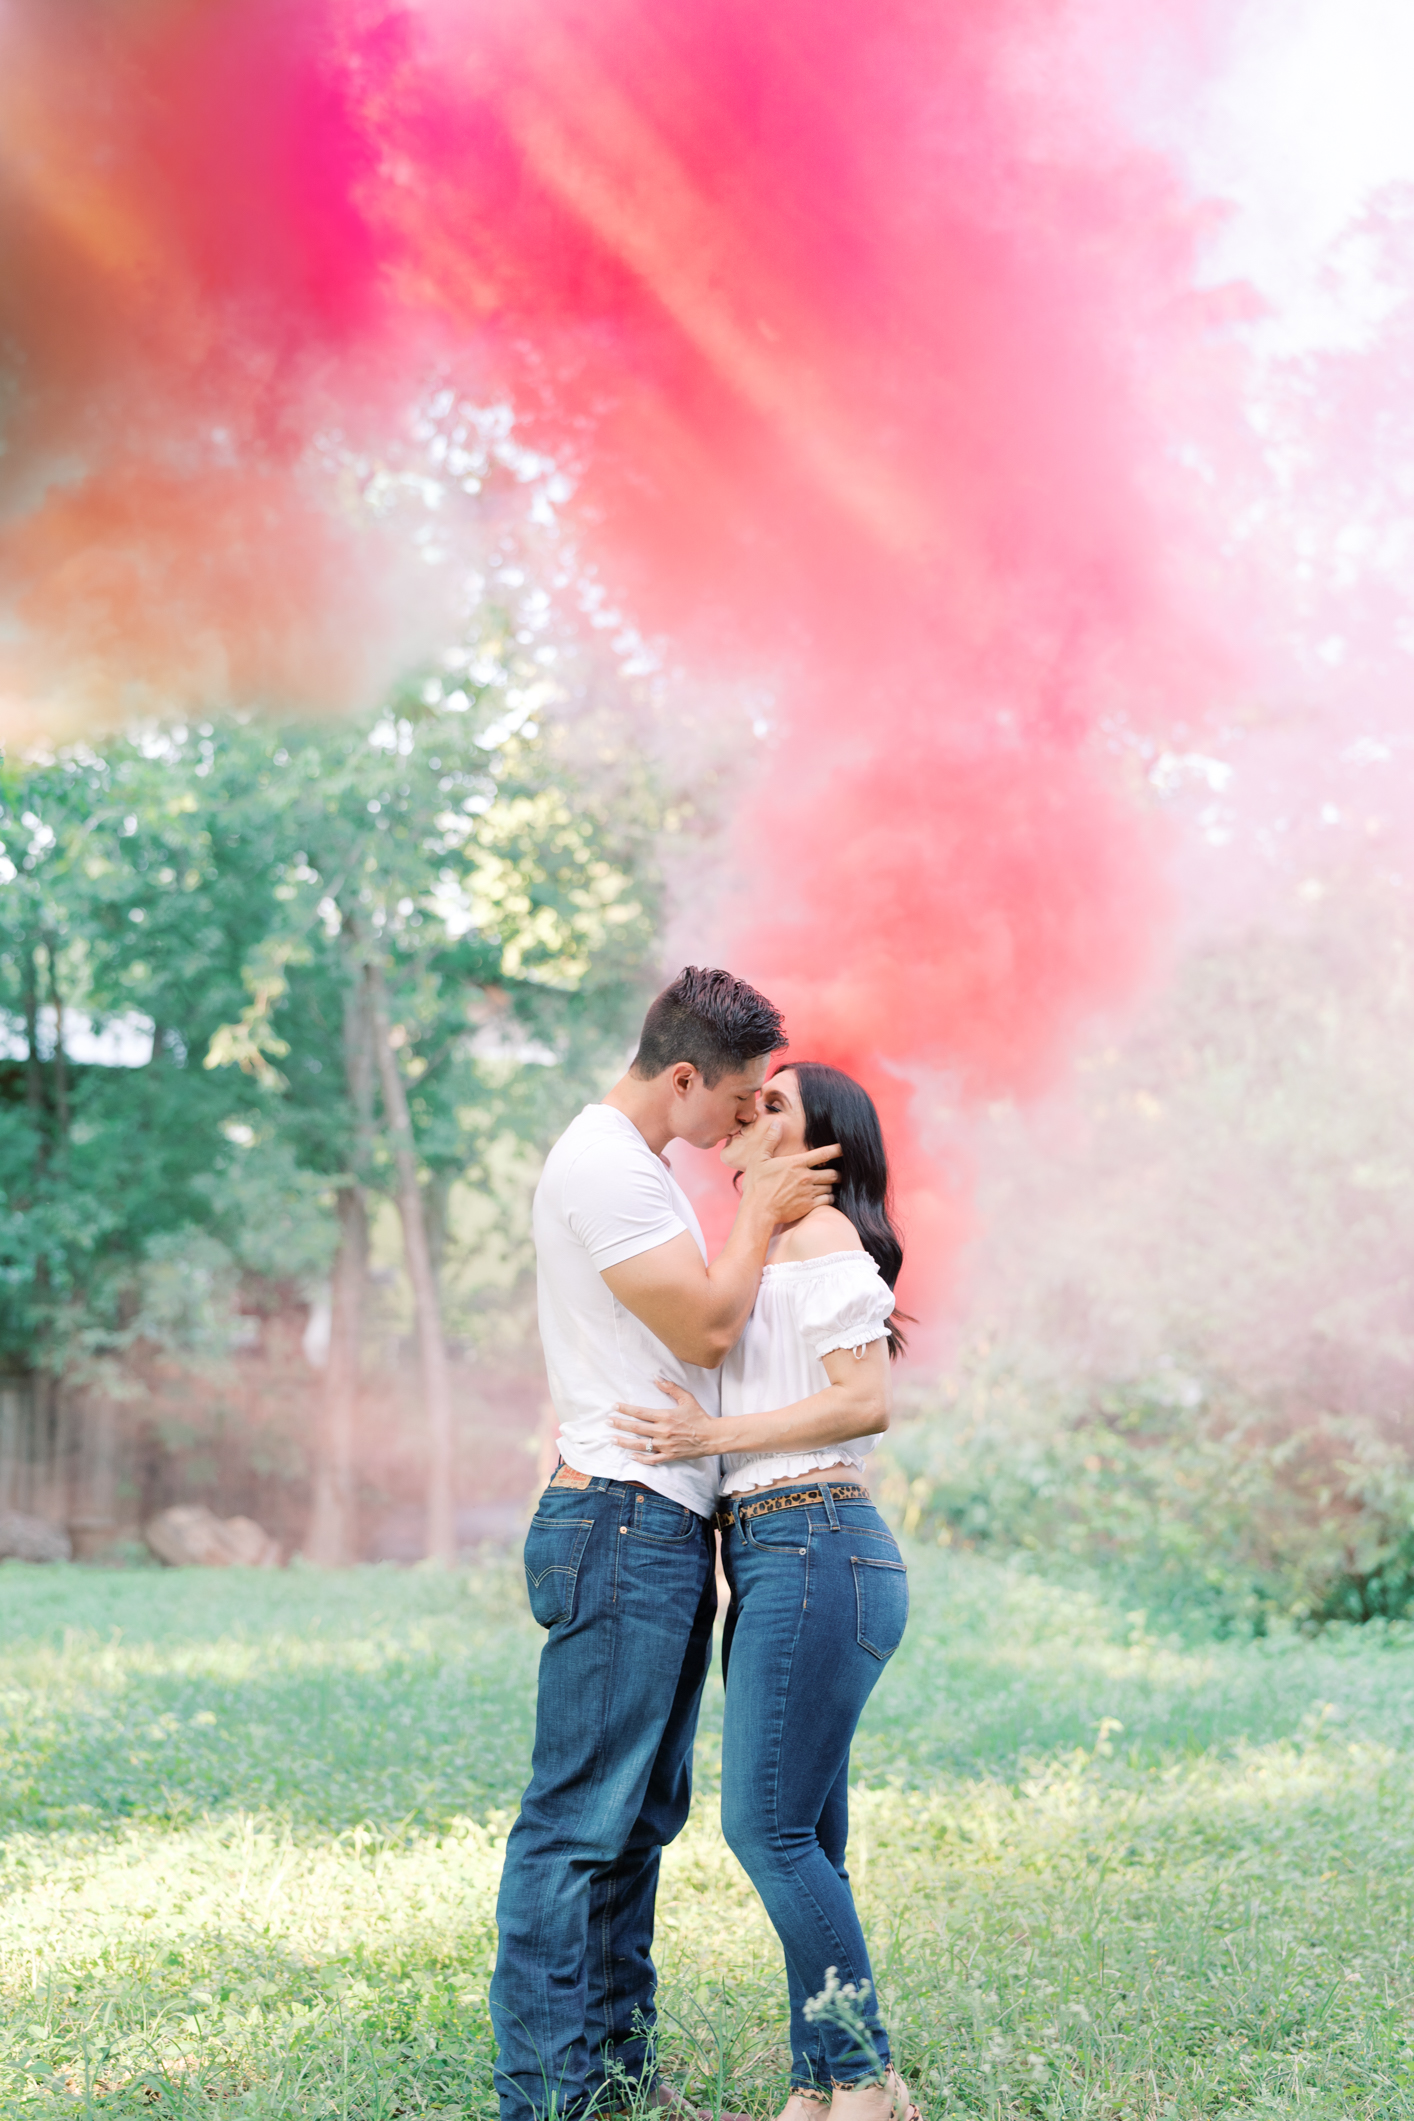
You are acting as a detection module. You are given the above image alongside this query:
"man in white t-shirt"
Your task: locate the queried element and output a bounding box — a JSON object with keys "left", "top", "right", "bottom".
{"left": 490, "top": 968, "right": 838, "bottom": 2121}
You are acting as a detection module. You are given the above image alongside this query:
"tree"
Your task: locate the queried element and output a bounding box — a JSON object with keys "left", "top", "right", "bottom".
{"left": 0, "top": 661, "right": 659, "bottom": 1555}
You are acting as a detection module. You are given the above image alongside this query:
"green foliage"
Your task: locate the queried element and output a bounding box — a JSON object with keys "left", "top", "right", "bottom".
{"left": 4, "top": 1556, "right": 1414, "bottom": 2115}
{"left": 127, "top": 1231, "right": 253, "bottom": 1363}
{"left": 0, "top": 658, "right": 661, "bottom": 1380}
{"left": 879, "top": 1358, "right": 1414, "bottom": 1632}
{"left": 192, "top": 1137, "right": 341, "bottom": 1289}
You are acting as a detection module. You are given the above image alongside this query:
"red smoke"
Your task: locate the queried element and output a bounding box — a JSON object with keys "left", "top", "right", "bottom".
{"left": 0, "top": 0, "right": 1237, "bottom": 1319}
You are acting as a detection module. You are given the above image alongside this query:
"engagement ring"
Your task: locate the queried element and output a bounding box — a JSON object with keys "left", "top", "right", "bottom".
{"left": 645, "top": 1441, "right": 657, "bottom": 1454}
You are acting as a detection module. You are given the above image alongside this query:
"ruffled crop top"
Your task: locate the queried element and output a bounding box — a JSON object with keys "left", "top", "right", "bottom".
{"left": 718, "top": 1250, "right": 894, "bottom": 1497}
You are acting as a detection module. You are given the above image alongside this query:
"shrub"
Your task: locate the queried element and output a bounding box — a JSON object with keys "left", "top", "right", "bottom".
{"left": 876, "top": 1354, "right": 1414, "bottom": 1631}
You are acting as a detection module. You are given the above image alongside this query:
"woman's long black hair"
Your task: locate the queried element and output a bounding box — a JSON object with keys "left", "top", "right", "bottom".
{"left": 782, "top": 1061, "right": 909, "bottom": 1358}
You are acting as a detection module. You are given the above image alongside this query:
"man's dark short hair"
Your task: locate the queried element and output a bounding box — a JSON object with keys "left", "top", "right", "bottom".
{"left": 631, "top": 967, "right": 787, "bottom": 1087}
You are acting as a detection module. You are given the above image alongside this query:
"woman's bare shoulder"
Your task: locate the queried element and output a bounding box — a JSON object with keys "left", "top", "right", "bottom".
{"left": 769, "top": 1205, "right": 864, "bottom": 1264}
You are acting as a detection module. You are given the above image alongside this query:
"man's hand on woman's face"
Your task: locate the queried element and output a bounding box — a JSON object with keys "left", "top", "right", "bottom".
{"left": 738, "top": 1122, "right": 839, "bottom": 1224}
{"left": 611, "top": 1379, "right": 715, "bottom": 1462}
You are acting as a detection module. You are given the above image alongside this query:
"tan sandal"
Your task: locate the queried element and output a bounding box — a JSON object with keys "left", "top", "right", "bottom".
{"left": 883, "top": 2067, "right": 920, "bottom": 2121}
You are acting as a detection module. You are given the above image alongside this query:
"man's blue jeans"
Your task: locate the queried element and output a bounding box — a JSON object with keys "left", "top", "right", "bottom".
{"left": 719, "top": 1484, "right": 909, "bottom": 2090}
{"left": 490, "top": 1475, "right": 716, "bottom": 2121}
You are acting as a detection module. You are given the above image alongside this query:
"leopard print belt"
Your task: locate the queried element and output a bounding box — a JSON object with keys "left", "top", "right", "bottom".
{"left": 714, "top": 1481, "right": 871, "bottom": 1531}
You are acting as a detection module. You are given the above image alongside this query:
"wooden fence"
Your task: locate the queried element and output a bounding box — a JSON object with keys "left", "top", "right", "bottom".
{"left": 0, "top": 1376, "right": 121, "bottom": 1557}
{"left": 0, "top": 1353, "right": 543, "bottom": 1561}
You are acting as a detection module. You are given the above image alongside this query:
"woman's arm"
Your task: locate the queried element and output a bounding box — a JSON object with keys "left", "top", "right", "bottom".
{"left": 611, "top": 1340, "right": 891, "bottom": 1464}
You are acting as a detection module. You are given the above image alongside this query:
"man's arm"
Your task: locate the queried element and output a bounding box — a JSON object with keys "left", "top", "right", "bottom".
{"left": 600, "top": 1130, "right": 839, "bottom": 1367}
{"left": 611, "top": 1340, "right": 892, "bottom": 1459}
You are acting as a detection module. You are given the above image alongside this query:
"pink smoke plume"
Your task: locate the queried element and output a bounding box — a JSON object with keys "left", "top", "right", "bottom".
{"left": 0, "top": 0, "right": 1241, "bottom": 1321}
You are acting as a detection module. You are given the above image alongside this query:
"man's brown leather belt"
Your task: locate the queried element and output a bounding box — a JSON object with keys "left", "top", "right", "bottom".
{"left": 714, "top": 1481, "right": 871, "bottom": 1530}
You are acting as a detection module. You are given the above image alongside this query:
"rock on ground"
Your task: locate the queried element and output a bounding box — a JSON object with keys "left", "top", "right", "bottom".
{"left": 144, "top": 1505, "right": 281, "bottom": 1568}
{"left": 0, "top": 1510, "right": 72, "bottom": 1562}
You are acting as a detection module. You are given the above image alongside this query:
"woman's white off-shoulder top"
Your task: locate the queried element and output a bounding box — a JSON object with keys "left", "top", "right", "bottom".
{"left": 718, "top": 1249, "right": 894, "bottom": 1496}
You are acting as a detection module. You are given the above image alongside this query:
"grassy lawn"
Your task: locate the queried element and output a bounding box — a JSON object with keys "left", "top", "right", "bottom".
{"left": 1, "top": 1550, "right": 1413, "bottom": 2117}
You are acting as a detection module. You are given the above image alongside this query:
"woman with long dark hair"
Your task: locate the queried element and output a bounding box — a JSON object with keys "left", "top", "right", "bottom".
{"left": 613, "top": 1064, "right": 916, "bottom": 2121}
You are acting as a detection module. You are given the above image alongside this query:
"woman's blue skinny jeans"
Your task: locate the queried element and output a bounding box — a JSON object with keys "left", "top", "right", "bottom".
{"left": 719, "top": 1483, "right": 909, "bottom": 2091}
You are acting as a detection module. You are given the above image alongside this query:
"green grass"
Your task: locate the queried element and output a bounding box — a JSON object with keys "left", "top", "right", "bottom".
{"left": 2, "top": 1551, "right": 1414, "bottom": 2117}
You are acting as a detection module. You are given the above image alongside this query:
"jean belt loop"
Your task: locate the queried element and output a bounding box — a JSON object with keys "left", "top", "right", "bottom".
{"left": 821, "top": 1481, "right": 841, "bottom": 1532}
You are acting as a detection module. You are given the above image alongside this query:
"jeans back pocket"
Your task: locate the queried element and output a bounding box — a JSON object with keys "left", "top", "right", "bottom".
{"left": 524, "top": 1512, "right": 594, "bottom": 1628}
{"left": 852, "top": 1555, "right": 909, "bottom": 1660}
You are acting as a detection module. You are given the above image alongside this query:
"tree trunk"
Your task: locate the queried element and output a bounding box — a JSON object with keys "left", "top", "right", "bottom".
{"left": 366, "top": 955, "right": 457, "bottom": 1565}
{"left": 32, "top": 1372, "right": 66, "bottom": 1529}
{"left": 21, "top": 945, "right": 52, "bottom": 1401}
{"left": 44, "top": 935, "right": 69, "bottom": 1145}
{"left": 0, "top": 1377, "right": 24, "bottom": 1512}
{"left": 304, "top": 967, "right": 375, "bottom": 1565}
{"left": 305, "top": 1185, "right": 367, "bottom": 1564}
{"left": 67, "top": 1384, "right": 119, "bottom": 1558}
{"left": 425, "top": 1168, "right": 452, "bottom": 1285}
{"left": 22, "top": 940, "right": 44, "bottom": 1139}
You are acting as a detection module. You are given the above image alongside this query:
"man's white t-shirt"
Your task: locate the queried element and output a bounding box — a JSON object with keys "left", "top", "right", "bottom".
{"left": 533, "top": 1103, "right": 721, "bottom": 1517}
